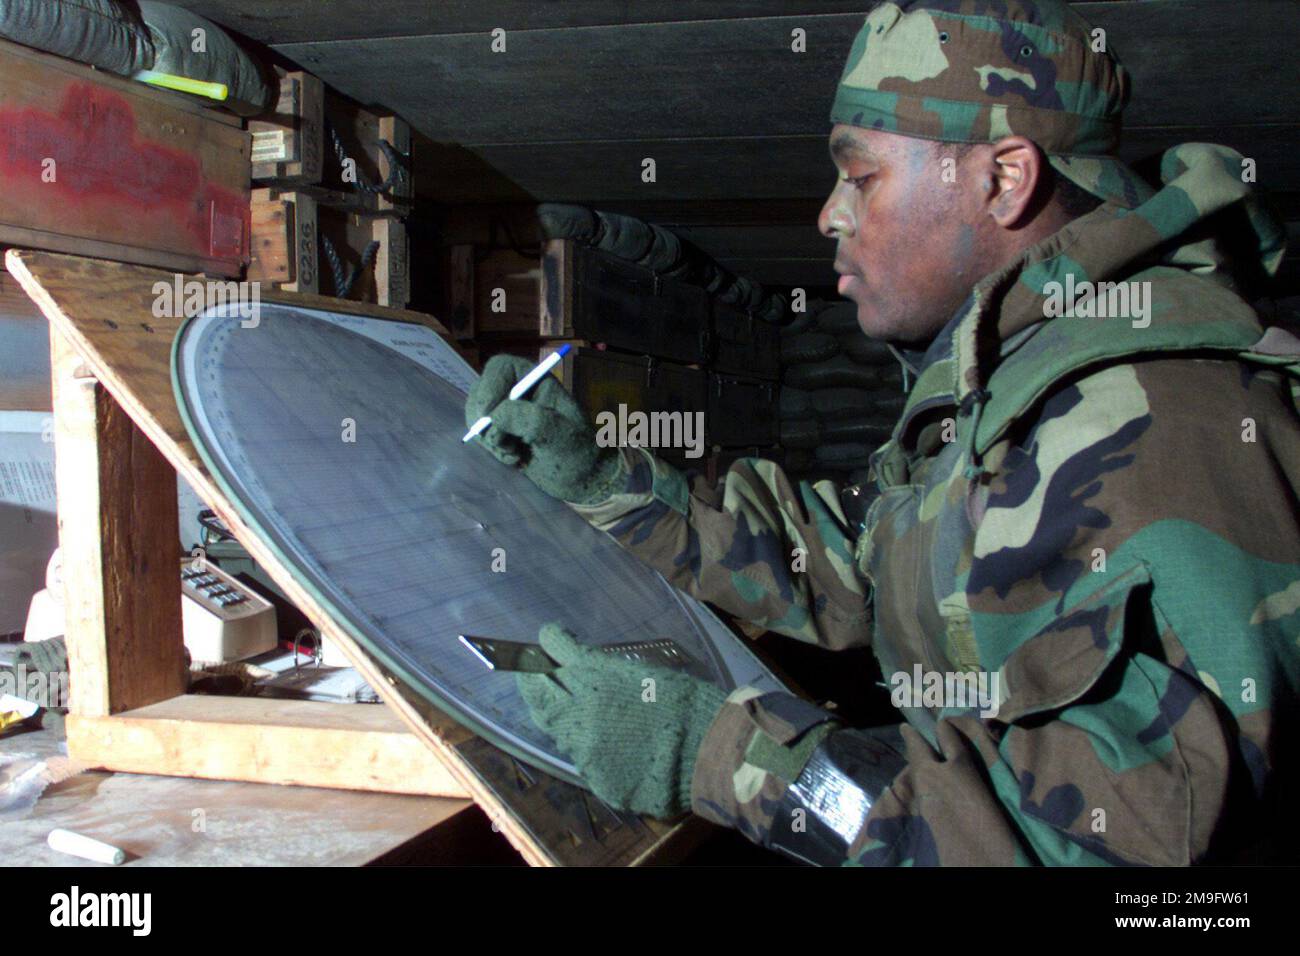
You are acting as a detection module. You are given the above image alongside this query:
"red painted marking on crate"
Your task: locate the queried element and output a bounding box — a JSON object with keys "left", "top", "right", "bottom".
{"left": 0, "top": 82, "right": 246, "bottom": 260}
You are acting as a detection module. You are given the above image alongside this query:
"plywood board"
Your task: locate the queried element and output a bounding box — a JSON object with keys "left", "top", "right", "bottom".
{"left": 6, "top": 249, "right": 701, "bottom": 866}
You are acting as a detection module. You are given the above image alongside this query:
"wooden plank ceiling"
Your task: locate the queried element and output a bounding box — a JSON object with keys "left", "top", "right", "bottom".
{"left": 179, "top": 0, "right": 1299, "bottom": 294}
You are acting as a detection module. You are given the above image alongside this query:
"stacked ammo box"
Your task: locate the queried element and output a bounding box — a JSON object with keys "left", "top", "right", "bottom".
{"left": 247, "top": 67, "right": 412, "bottom": 308}
{"left": 458, "top": 205, "right": 787, "bottom": 475}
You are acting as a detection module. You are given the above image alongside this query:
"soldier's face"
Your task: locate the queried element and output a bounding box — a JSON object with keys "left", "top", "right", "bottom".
{"left": 820, "top": 124, "right": 989, "bottom": 345}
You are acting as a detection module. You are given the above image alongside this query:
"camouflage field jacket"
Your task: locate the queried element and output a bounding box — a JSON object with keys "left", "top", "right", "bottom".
{"left": 572, "top": 144, "right": 1299, "bottom": 865}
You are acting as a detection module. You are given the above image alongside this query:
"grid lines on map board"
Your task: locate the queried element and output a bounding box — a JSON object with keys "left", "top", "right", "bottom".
{"left": 172, "top": 301, "right": 784, "bottom": 785}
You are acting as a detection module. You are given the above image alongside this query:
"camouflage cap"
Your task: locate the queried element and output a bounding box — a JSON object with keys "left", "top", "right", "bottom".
{"left": 831, "top": 0, "right": 1154, "bottom": 209}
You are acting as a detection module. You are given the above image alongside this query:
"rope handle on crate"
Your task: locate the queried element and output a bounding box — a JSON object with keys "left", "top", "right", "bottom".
{"left": 325, "top": 118, "right": 408, "bottom": 197}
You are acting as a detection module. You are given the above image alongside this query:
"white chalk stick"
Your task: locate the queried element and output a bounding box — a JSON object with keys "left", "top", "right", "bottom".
{"left": 48, "top": 828, "right": 127, "bottom": 865}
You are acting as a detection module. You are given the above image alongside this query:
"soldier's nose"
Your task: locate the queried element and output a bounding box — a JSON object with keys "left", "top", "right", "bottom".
{"left": 819, "top": 194, "right": 854, "bottom": 239}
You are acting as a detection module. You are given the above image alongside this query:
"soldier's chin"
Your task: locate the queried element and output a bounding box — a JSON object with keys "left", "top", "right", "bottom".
{"left": 840, "top": 278, "right": 897, "bottom": 340}
{"left": 845, "top": 292, "right": 887, "bottom": 339}
{"left": 850, "top": 296, "right": 911, "bottom": 345}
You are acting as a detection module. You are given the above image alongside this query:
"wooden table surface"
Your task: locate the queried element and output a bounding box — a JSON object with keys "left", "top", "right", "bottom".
{"left": 0, "top": 725, "right": 492, "bottom": 867}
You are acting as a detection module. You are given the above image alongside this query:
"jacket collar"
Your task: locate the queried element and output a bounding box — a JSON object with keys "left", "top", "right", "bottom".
{"left": 875, "top": 144, "right": 1287, "bottom": 482}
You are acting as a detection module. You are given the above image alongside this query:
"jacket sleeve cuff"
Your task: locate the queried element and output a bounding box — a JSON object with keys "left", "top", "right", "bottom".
{"left": 567, "top": 446, "right": 690, "bottom": 529}
{"left": 689, "top": 686, "right": 840, "bottom": 840}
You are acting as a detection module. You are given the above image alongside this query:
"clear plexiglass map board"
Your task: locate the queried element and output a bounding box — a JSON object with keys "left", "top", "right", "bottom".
{"left": 172, "top": 303, "right": 785, "bottom": 785}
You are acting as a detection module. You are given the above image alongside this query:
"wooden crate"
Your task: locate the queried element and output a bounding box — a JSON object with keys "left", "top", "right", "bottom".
{"left": 249, "top": 189, "right": 408, "bottom": 308}
{"left": 0, "top": 38, "right": 249, "bottom": 277}
{"left": 572, "top": 247, "right": 709, "bottom": 365}
{"left": 489, "top": 239, "right": 780, "bottom": 382}
{"left": 546, "top": 349, "right": 780, "bottom": 459}
{"left": 321, "top": 93, "right": 413, "bottom": 215}
{"left": 706, "top": 445, "right": 786, "bottom": 484}
{"left": 440, "top": 243, "right": 476, "bottom": 340}
{"left": 557, "top": 346, "right": 710, "bottom": 468}
{"left": 317, "top": 206, "right": 410, "bottom": 308}
{"left": 252, "top": 84, "right": 412, "bottom": 218}
{"left": 713, "top": 300, "right": 781, "bottom": 381}
{"left": 473, "top": 248, "right": 543, "bottom": 335}
{"left": 452, "top": 240, "right": 562, "bottom": 340}
{"left": 248, "top": 188, "right": 319, "bottom": 294}
{"left": 537, "top": 239, "right": 710, "bottom": 365}
{"left": 250, "top": 68, "right": 325, "bottom": 185}
{"left": 708, "top": 371, "right": 779, "bottom": 446}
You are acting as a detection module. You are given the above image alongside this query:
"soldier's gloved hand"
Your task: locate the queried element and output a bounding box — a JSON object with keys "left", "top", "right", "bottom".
{"left": 465, "top": 355, "right": 625, "bottom": 504}
{"left": 517, "top": 623, "right": 727, "bottom": 819}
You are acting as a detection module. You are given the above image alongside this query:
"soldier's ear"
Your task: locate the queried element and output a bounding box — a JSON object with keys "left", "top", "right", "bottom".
{"left": 985, "top": 136, "right": 1044, "bottom": 228}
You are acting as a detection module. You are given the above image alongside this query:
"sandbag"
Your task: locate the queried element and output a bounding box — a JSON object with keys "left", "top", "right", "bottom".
{"left": 821, "top": 419, "right": 893, "bottom": 446}
{"left": 0, "top": 0, "right": 152, "bottom": 74}
{"left": 859, "top": 393, "right": 908, "bottom": 423}
{"left": 839, "top": 332, "right": 896, "bottom": 366}
{"left": 809, "top": 387, "right": 905, "bottom": 421}
{"left": 689, "top": 251, "right": 731, "bottom": 295}
{"left": 806, "top": 387, "right": 873, "bottom": 420}
{"left": 780, "top": 308, "right": 818, "bottom": 335}
{"left": 784, "top": 354, "right": 891, "bottom": 391}
{"left": 779, "top": 418, "right": 821, "bottom": 450}
{"left": 139, "top": 1, "right": 271, "bottom": 115}
{"left": 778, "top": 386, "right": 811, "bottom": 418}
{"left": 537, "top": 202, "right": 789, "bottom": 324}
{"left": 539, "top": 203, "right": 705, "bottom": 282}
{"left": 814, "top": 301, "right": 861, "bottom": 334}
{"left": 716, "top": 273, "right": 766, "bottom": 314}
{"left": 755, "top": 291, "right": 789, "bottom": 326}
{"left": 783, "top": 448, "right": 816, "bottom": 472}
{"left": 537, "top": 203, "right": 600, "bottom": 243}
{"left": 641, "top": 226, "right": 685, "bottom": 277}
{"left": 780, "top": 331, "right": 839, "bottom": 366}
{"left": 592, "top": 209, "right": 657, "bottom": 263}
{"left": 813, "top": 442, "right": 873, "bottom": 469}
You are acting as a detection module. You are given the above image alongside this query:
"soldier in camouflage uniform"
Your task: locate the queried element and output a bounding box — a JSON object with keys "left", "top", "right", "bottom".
{"left": 467, "top": 0, "right": 1298, "bottom": 864}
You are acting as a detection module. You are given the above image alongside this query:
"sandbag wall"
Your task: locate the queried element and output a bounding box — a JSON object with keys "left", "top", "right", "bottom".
{"left": 778, "top": 301, "right": 906, "bottom": 486}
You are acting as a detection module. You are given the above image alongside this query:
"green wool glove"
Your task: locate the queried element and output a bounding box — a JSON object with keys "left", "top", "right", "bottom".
{"left": 465, "top": 355, "right": 625, "bottom": 504}
{"left": 517, "top": 623, "right": 728, "bottom": 819}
